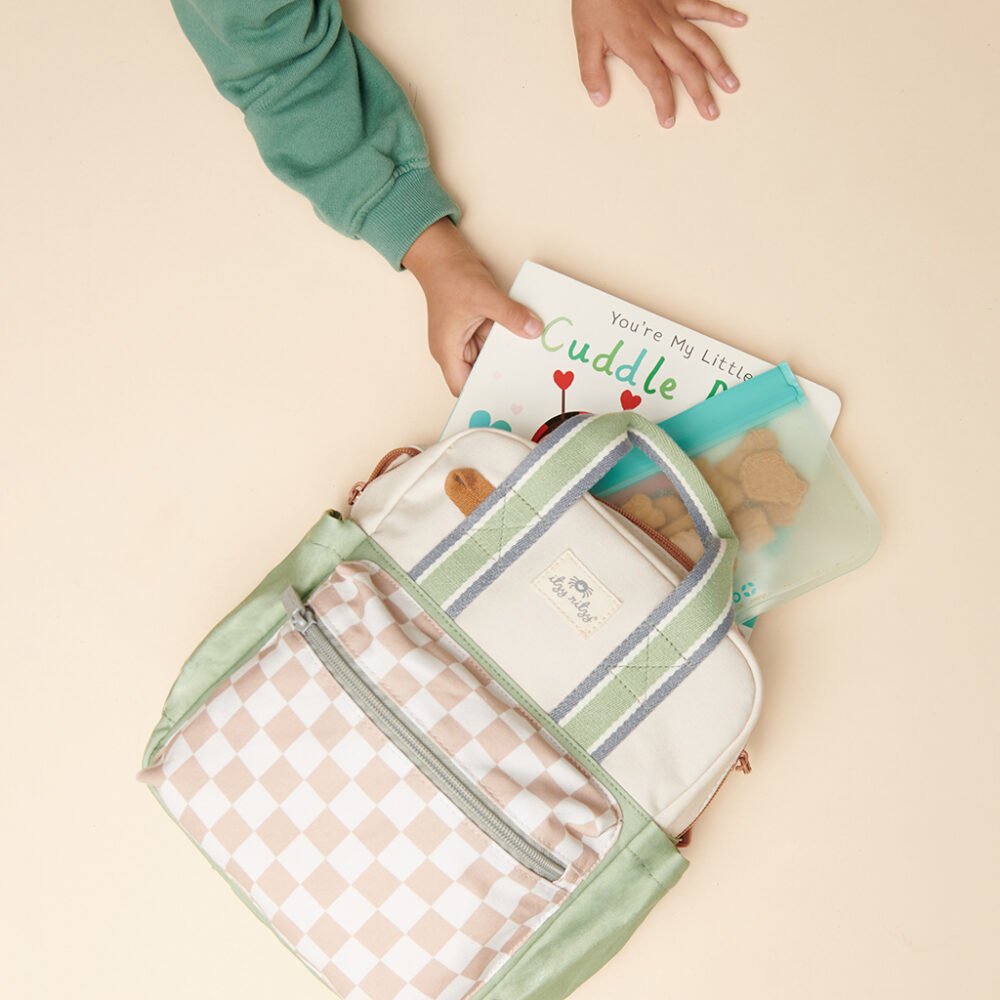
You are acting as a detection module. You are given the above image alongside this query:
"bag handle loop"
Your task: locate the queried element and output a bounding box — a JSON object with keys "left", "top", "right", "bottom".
{"left": 411, "top": 412, "right": 737, "bottom": 761}
{"left": 412, "top": 412, "right": 736, "bottom": 618}
{"left": 412, "top": 412, "right": 739, "bottom": 759}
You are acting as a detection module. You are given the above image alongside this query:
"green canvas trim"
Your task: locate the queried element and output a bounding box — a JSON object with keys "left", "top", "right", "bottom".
{"left": 476, "top": 817, "right": 686, "bottom": 1000}
{"left": 141, "top": 513, "right": 366, "bottom": 767}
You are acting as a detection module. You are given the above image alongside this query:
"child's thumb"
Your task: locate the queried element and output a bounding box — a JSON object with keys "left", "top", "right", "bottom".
{"left": 488, "top": 291, "right": 544, "bottom": 340}
{"left": 439, "top": 353, "right": 471, "bottom": 397}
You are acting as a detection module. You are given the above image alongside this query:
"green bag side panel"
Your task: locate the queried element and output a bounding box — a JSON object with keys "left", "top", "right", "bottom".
{"left": 142, "top": 513, "right": 365, "bottom": 767}
{"left": 478, "top": 818, "right": 685, "bottom": 1000}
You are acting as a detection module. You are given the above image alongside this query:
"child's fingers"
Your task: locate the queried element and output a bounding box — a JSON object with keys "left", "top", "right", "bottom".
{"left": 675, "top": 20, "right": 740, "bottom": 93}
{"left": 675, "top": 0, "right": 747, "bottom": 27}
{"left": 655, "top": 39, "right": 718, "bottom": 120}
{"left": 484, "top": 289, "right": 544, "bottom": 341}
{"left": 576, "top": 31, "right": 611, "bottom": 106}
{"left": 626, "top": 48, "right": 677, "bottom": 128}
{"left": 659, "top": 38, "right": 719, "bottom": 121}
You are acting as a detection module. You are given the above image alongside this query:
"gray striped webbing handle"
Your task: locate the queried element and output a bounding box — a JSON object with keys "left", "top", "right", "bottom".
{"left": 410, "top": 412, "right": 738, "bottom": 758}
{"left": 411, "top": 412, "right": 738, "bottom": 759}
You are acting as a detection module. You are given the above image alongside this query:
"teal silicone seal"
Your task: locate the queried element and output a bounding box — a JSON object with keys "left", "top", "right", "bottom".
{"left": 593, "top": 361, "right": 806, "bottom": 497}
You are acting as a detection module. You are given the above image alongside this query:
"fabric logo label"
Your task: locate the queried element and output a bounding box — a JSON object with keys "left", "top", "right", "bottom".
{"left": 532, "top": 550, "right": 621, "bottom": 637}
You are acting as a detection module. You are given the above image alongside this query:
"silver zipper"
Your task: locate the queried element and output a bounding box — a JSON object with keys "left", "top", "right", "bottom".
{"left": 281, "top": 587, "right": 567, "bottom": 883}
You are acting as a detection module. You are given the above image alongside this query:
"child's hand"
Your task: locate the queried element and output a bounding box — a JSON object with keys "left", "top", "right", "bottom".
{"left": 402, "top": 219, "right": 543, "bottom": 396}
{"left": 571, "top": 0, "right": 747, "bottom": 126}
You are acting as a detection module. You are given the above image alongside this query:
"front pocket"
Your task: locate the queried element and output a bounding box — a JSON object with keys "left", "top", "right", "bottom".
{"left": 144, "top": 560, "right": 622, "bottom": 1000}
{"left": 281, "top": 587, "right": 567, "bottom": 882}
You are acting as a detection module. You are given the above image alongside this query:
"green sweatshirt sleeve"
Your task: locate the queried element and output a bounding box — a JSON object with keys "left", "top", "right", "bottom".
{"left": 170, "top": 0, "right": 460, "bottom": 268}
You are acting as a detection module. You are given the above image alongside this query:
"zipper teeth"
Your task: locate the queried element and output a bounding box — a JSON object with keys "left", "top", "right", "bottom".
{"left": 291, "top": 604, "right": 567, "bottom": 883}
{"left": 676, "top": 749, "right": 751, "bottom": 846}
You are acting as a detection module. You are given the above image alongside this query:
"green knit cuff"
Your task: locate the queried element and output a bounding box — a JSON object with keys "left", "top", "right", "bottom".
{"left": 358, "top": 166, "right": 461, "bottom": 270}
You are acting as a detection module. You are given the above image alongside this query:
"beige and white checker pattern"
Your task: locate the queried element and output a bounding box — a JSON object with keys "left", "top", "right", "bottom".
{"left": 310, "top": 561, "right": 622, "bottom": 877}
{"left": 144, "top": 561, "right": 622, "bottom": 1000}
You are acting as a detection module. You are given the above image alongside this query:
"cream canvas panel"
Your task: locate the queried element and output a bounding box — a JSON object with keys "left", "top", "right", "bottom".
{"left": 448, "top": 506, "right": 759, "bottom": 836}
{"left": 353, "top": 432, "right": 696, "bottom": 714}
{"left": 352, "top": 431, "right": 532, "bottom": 566}
{"left": 600, "top": 632, "right": 761, "bottom": 836}
{"left": 353, "top": 427, "right": 758, "bottom": 834}
{"left": 450, "top": 501, "right": 686, "bottom": 716}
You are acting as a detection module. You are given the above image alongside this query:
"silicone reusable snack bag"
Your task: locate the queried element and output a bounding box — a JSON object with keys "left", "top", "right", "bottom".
{"left": 140, "top": 412, "right": 761, "bottom": 1000}
{"left": 593, "top": 363, "right": 880, "bottom": 621}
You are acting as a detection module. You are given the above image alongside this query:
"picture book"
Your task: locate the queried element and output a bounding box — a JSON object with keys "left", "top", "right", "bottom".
{"left": 441, "top": 262, "right": 841, "bottom": 441}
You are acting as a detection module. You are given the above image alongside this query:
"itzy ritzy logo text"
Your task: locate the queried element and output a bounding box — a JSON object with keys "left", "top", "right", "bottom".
{"left": 533, "top": 551, "right": 622, "bottom": 638}
{"left": 546, "top": 574, "right": 598, "bottom": 623}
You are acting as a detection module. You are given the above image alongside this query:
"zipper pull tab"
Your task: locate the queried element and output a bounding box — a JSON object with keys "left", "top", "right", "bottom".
{"left": 735, "top": 749, "right": 752, "bottom": 774}
{"left": 281, "top": 586, "right": 313, "bottom": 631}
{"left": 349, "top": 446, "right": 422, "bottom": 506}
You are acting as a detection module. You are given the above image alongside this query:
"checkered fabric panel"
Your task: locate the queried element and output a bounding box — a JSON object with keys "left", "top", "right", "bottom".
{"left": 145, "top": 562, "right": 622, "bottom": 1000}
{"left": 310, "top": 561, "right": 622, "bottom": 878}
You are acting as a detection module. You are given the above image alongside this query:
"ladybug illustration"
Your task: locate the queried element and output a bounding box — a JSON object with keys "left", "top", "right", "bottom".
{"left": 532, "top": 409, "right": 589, "bottom": 442}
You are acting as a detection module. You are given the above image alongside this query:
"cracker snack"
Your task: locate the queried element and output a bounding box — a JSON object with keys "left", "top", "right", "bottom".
{"left": 614, "top": 428, "right": 809, "bottom": 559}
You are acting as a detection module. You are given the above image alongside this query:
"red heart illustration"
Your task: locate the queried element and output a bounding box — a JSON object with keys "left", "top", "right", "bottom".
{"left": 553, "top": 370, "right": 575, "bottom": 391}
{"left": 620, "top": 390, "right": 642, "bottom": 411}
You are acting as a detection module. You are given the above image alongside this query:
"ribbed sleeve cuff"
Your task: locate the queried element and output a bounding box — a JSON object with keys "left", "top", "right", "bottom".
{"left": 358, "top": 167, "right": 461, "bottom": 270}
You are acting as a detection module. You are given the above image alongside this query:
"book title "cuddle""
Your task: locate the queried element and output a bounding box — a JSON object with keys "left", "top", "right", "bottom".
{"left": 538, "top": 314, "right": 679, "bottom": 399}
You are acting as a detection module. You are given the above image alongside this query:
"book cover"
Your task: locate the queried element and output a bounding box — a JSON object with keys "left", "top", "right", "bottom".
{"left": 442, "top": 262, "right": 841, "bottom": 440}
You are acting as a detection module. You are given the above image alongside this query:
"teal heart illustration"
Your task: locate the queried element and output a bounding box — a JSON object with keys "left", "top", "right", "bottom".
{"left": 469, "top": 410, "right": 512, "bottom": 432}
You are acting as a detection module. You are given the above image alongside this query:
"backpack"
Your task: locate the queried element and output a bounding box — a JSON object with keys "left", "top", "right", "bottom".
{"left": 139, "top": 411, "right": 761, "bottom": 1000}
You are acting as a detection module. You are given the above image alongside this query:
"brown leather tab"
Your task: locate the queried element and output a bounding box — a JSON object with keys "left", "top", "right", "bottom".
{"left": 445, "top": 468, "right": 496, "bottom": 516}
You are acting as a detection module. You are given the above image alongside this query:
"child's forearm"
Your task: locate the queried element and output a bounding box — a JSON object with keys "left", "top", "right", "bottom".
{"left": 170, "top": 0, "right": 458, "bottom": 268}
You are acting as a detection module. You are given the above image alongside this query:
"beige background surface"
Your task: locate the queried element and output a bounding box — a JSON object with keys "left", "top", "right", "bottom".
{"left": 3, "top": 0, "right": 998, "bottom": 996}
